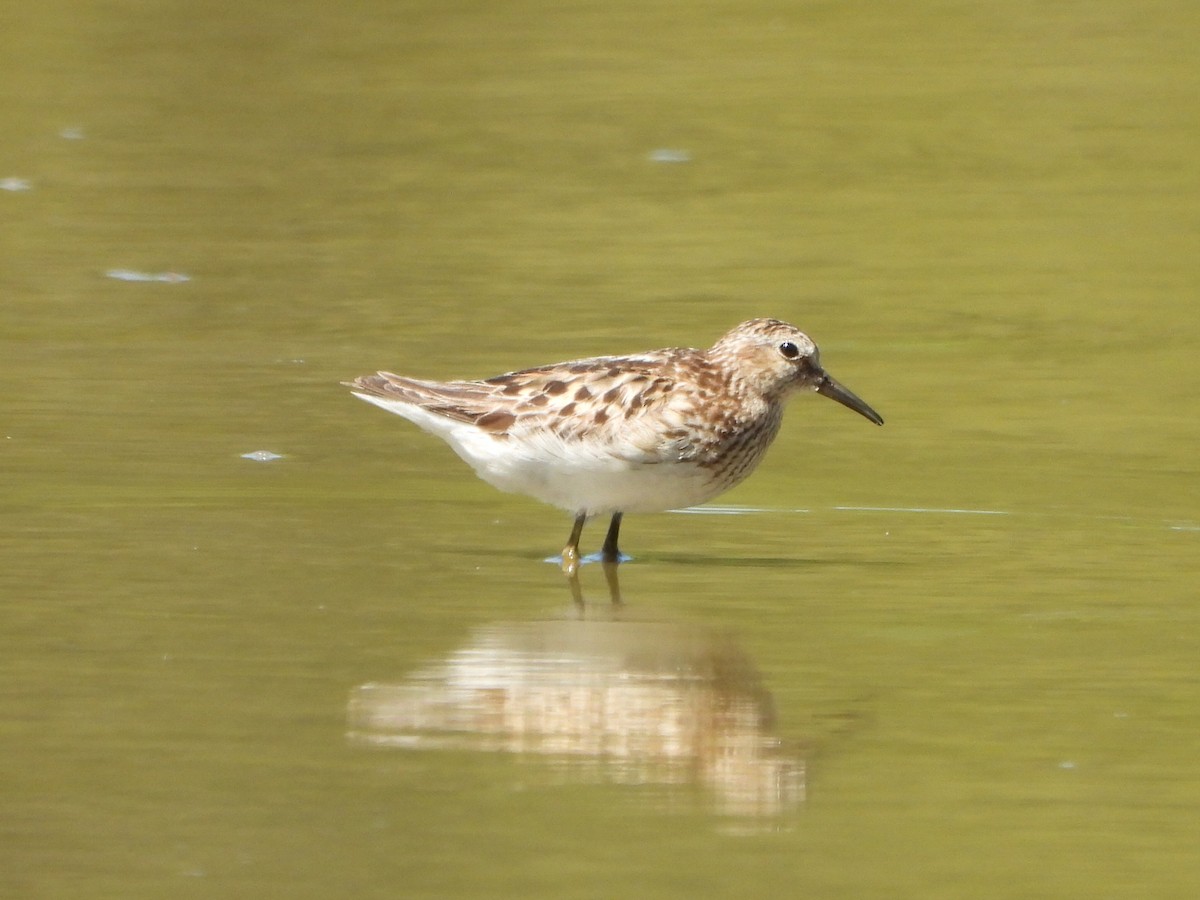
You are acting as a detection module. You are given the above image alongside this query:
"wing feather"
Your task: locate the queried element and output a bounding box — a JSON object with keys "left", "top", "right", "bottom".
{"left": 346, "top": 346, "right": 730, "bottom": 465}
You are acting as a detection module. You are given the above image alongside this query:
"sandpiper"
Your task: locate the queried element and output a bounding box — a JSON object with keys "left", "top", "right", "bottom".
{"left": 346, "top": 318, "right": 883, "bottom": 574}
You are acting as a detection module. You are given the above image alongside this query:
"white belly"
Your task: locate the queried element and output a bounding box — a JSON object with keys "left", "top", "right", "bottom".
{"left": 362, "top": 394, "right": 731, "bottom": 516}
{"left": 472, "top": 450, "right": 723, "bottom": 516}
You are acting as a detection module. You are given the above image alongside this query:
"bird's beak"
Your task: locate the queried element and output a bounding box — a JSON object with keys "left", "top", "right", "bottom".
{"left": 815, "top": 371, "right": 884, "bottom": 426}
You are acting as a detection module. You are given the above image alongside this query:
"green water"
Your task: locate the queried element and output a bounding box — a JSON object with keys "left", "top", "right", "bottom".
{"left": 3, "top": 1, "right": 1199, "bottom": 897}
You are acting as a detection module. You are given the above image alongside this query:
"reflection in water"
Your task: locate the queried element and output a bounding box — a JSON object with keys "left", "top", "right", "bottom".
{"left": 347, "top": 598, "right": 803, "bottom": 818}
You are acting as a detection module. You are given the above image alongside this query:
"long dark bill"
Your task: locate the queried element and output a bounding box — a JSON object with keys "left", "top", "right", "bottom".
{"left": 815, "top": 372, "right": 884, "bottom": 426}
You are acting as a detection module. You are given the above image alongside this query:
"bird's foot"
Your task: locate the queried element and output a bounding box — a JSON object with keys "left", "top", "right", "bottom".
{"left": 560, "top": 544, "right": 581, "bottom": 577}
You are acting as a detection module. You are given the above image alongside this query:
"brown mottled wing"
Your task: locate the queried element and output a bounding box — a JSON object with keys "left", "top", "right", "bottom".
{"left": 486, "top": 350, "right": 726, "bottom": 464}
{"left": 348, "top": 348, "right": 728, "bottom": 462}
{"left": 346, "top": 373, "right": 519, "bottom": 433}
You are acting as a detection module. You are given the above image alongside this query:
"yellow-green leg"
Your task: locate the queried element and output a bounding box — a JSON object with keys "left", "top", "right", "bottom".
{"left": 561, "top": 513, "right": 587, "bottom": 576}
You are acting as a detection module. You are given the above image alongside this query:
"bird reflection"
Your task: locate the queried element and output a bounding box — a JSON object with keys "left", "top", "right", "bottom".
{"left": 347, "top": 571, "right": 803, "bottom": 818}
{"left": 566, "top": 558, "right": 624, "bottom": 607}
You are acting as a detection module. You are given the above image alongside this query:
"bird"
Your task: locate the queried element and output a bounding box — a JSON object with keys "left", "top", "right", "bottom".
{"left": 345, "top": 318, "right": 883, "bottom": 575}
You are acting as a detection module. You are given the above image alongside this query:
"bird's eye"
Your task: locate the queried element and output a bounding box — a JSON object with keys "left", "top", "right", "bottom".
{"left": 779, "top": 341, "right": 800, "bottom": 360}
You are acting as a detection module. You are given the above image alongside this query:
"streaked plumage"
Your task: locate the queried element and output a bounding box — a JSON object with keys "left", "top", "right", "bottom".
{"left": 346, "top": 318, "right": 883, "bottom": 573}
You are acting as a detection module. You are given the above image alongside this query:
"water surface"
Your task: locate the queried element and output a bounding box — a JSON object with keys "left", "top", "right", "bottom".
{"left": 3, "top": 1, "right": 1199, "bottom": 898}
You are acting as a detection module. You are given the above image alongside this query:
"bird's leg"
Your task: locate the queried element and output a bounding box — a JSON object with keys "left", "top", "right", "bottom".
{"left": 601, "top": 512, "right": 623, "bottom": 563}
{"left": 561, "top": 513, "right": 587, "bottom": 576}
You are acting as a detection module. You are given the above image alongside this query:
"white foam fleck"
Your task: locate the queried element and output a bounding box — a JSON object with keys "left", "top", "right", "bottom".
{"left": 106, "top": 269, "right": 191, "bottom": 283}
{"left": 647, "top": 148, "right": 691, "bottom": 163}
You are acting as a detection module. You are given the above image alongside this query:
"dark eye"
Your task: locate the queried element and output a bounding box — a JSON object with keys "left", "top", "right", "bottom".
{"left": 779, "top": 341, "right": 800, "bottom": 359}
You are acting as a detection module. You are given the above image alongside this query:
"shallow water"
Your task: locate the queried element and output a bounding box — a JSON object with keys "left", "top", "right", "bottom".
{"left": 4, "top": 1, "right": 1200, "bottom": 897}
